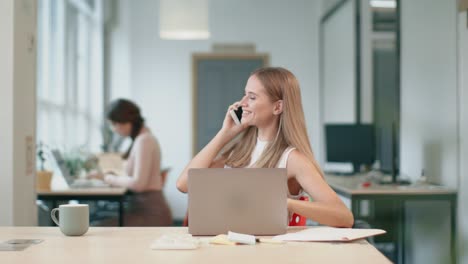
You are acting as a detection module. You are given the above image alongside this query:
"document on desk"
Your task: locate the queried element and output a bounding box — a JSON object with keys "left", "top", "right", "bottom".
{"left": 98, "top": 153, "right": 124, "bottom": 176}
{"left": 273, "top": 227, "right": 386, "bottom": 242}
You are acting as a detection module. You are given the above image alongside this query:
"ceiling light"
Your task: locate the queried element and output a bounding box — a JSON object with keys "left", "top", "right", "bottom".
{"left": 159, "top": 0, "right": 210, "bottom": 40}
{"left": 370, "top": 0, "right": 396, "bottom": 9}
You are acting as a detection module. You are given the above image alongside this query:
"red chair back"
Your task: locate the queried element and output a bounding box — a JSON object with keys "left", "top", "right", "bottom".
{"left": 288, "top": 196, "right": 309, "bottom": 226}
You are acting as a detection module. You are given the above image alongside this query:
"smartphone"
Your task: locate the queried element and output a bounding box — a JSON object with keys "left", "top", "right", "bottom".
{"left": 229, "top": 107, "right": 243, "bottom": 125}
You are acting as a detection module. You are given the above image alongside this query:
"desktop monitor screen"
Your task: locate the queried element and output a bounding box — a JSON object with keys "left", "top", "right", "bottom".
{"left": 325, "top": 124, "right": 375, "bottom": 173}
{"left": 378, "top": 125, "right": 399, "bottom": 174}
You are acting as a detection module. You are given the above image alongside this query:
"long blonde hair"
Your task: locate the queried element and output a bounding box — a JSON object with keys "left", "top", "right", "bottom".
{"left": 222, "top": 67, "right": 323, "bottom": 177}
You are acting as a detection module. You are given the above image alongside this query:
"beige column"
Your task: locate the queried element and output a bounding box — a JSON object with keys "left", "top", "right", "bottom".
{"left": 0, "top": 0, "right": 37, "bottom": 226}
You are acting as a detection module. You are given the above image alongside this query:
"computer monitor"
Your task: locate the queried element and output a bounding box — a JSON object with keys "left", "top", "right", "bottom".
{"left": 378, "top": 126, "right": 396, "bottom": 174}
{"left": 377, "top": 122, "right": 410, "bottom": 185}
{"left": 325, "top": 124, "right": 375, "bottom": 173}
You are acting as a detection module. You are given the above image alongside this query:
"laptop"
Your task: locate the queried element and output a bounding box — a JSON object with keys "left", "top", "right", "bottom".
{"left": 50, "top": 149, "right": 110, "bottom": 189}
{"left": 188, "top": 168, "right": 288, "bottom": 236}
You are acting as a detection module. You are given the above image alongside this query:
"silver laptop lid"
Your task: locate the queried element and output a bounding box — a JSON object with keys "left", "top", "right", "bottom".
{"left": 50, "top": 149, "right": 74, "bottom": 186}
{"left": 188, "top": 168, "right": 288, "bottom": 236}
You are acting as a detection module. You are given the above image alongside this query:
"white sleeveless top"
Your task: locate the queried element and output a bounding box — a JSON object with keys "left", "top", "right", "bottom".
{"left": 225, "top": 138, "right": 304, "bottom": 199}
{"left": 248, "top": 138, "right": 295, "bottom": 168}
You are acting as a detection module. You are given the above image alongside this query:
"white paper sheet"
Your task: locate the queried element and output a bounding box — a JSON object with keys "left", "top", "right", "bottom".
{"left": 273, "top": 227, "right": 386, "bottom": 242}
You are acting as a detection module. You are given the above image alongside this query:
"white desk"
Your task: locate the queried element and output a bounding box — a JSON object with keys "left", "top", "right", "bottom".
{"left": 325, "top": 174, "right": 457, "bottom": 264}
{"left": 0, "top": 227, "right": 390, "bottom": 264}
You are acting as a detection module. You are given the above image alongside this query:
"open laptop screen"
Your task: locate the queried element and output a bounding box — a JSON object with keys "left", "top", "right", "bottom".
{"left": 188, "top": 168, "right": 288, "bottom": 236}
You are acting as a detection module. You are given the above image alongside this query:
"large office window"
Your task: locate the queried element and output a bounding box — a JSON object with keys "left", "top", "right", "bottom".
{"left": 37, "top": 0, "right": 104, "bottom": 152}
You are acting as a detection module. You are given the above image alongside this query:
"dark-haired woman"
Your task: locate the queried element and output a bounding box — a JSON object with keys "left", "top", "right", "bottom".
{"left": 89, "top": 98, "right": 172, "bottom": 226}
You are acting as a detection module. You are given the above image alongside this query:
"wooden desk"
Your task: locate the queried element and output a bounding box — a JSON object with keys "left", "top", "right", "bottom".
{"left": 37, "top": 188, "right": 127, "bottom": 226}
{"left": 0, "top": 227, "right": 391, "bottom": 264}
{"left": 325, "top": 174, "right": 457, "bottom": 264}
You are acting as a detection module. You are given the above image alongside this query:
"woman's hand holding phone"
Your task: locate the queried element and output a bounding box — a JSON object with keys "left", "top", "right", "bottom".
{"left": 220, "top": 102, "right": 248, "bottom": 140}
{"left": 229, "top": 107, "right": 243, "bottom": 125}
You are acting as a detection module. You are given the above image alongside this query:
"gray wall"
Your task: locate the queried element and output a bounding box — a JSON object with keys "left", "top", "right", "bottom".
{"left": 0, "top": 0, "right": 14, "bottom": 226}
{"left": 400, "top": 0, "right": 458, "bottom": 263}
{"left": 321, "top": 0, "right": 373, "bottom": 125}
{"left": 322, "top": 0, "right": 356, "bottom": 123}
{"left": 400, "top": 0, "right": 458, "bottom": 187}
{"left": 458, "top": 8, "right": 468, "bottom": 264}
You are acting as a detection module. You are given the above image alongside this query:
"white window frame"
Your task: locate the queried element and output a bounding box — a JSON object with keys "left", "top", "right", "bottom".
{"left": 37, "top": 0, "right": 104, "bottom": 152}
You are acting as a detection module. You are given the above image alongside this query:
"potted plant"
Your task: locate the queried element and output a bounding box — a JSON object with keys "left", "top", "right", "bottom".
{"left": 36, "top": 142, "right": 53, "bottom": 191}
{"left": 62, "top": 147, "right": 99, "bottom": 179}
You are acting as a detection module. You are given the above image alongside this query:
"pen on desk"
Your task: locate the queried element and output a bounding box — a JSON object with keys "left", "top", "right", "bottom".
{"left": 227, "top": 231, "right": 286, "bottom": 245}
{"left": 256, "top": 238, "right": 286, "bottom": 244}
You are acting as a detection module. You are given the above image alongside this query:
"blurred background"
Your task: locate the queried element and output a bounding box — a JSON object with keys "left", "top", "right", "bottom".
{"left": 1, "top": 0, "right": 468, "bottom": 263}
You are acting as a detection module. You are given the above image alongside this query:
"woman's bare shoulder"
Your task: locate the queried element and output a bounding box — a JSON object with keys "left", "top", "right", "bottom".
{"left": 287, "top": 149, "right": 316, "bottom": 172}
{"left": 287, "top": 149, "right": 308, "bottom": 163}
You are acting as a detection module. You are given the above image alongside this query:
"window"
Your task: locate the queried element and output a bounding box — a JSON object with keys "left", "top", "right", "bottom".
{"left": 37, "top": 0, "right": 104, "bottom": 152}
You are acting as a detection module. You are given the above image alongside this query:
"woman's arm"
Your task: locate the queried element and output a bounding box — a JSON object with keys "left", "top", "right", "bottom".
{"left": 176, "top": 103, "right": 247, "bottom": 193}
{"left": 287, "top": 151, "right": 354, "bottom": 228}
{"left": 104, "top": 135, "right": 157, "bottom": 192}
{"left": 176, "top": 130, "right": 231, "bottom": 193}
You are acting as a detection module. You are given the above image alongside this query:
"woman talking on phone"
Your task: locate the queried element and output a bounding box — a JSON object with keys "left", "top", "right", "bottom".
{"left": 176, "top": 67, "right": 353, "bottom": 227}
{"left": 89, "top": 99, "right": 172, "bottom": 226}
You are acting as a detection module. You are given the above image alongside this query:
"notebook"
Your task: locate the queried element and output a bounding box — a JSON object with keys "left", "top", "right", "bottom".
{"left": 273, "top": 226, "right": 386, "bottom": 242}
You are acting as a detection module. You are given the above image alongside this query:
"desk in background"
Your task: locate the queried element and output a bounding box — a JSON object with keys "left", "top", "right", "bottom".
{"left": 0, "top": 227, "right": 391, "bottom": 264}
{"left": 325, "top": 173, "right": 457, "bottom": 264}
{"left": 37, "top": 188, "right": 127, "bottom": 226}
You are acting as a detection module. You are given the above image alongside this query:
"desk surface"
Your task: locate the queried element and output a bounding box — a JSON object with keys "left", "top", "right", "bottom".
{"left": 36, "top": 187, "right": 127, "bottom": 196}
{"left": 325, "top": 174, "right": 457, "bottom": 196}
{"left": 0, "top": 227, "right": 390, "bottom": 264}
{"left": 325, "top": 174, "right": 458, "bottom": 264}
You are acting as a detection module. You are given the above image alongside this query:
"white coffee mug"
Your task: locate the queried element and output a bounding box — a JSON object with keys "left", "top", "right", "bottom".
{"left": 51, "top": 204, "right": 89, "bottom": 236}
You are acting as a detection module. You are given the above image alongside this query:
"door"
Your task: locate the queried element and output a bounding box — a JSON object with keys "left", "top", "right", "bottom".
{"left": 192, "top": 54, "right": 269, "bottom": 155}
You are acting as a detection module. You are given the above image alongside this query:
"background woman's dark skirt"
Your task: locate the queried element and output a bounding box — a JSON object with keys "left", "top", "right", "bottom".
{"left": 123, "top": 190, "right": 172, "bottom": 226}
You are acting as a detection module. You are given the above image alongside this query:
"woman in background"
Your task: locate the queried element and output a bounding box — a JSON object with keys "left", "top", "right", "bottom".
{"left": 89, "top": 98, "right": 172, "bottom": 226}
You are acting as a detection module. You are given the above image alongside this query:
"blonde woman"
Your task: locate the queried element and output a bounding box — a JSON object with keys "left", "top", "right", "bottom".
{"left": 177, "top": 67, "right": 353, "bottom": 228}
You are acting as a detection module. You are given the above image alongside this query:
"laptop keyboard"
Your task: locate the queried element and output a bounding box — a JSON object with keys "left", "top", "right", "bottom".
{"left": 70, "top": 179, "right": 110, "bottom": 188}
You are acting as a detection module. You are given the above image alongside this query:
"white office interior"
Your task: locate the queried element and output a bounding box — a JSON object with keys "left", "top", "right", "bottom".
{"left": 0, "top": 0, "right": 467, "bottom": 263}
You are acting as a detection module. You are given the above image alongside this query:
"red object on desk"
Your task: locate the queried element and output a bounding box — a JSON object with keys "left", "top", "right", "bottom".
{"left": 361, "top": 181, "right": 371, "bottom": 188}
{"left": 289, "top": 196, "right": 309, "bottom": 226}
